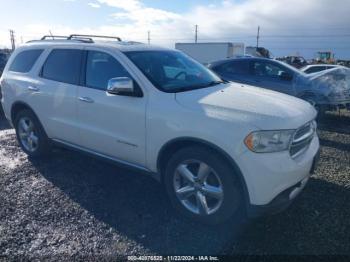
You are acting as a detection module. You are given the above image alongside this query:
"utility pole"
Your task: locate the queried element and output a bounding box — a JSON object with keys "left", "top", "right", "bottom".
{"left": 256, "top": 26, "right": 260, "bottom": 48}
{"left": 147, "top": 31, "right": 150, "bottom": 45}
{"left": 195, "top": 24, "right": 198, "bottom": 43}
{"left": 9, "top": 30, "right": 15, "bottom": 51}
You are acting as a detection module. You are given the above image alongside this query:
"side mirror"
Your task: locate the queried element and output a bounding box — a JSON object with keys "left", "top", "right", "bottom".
{"left": 107, "top": 77, "right": 136, "bottom": 96}
{"left": 280, "top": 72, "right": 293, "bottom": 81}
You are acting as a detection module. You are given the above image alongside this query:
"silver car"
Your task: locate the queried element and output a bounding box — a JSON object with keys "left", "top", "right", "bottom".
{"left": 208, "top": 57, "right": 350, "bottom": 114}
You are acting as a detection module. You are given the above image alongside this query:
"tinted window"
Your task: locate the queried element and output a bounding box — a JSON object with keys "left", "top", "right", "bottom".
{"left": 253, "top": 61, "right": 290, "bottom": 78}
{"left": 85, "top": 51, "right": 131, "bottom": 90}
{"left": 42, "top": 49, "right": 83, "bottom": 85}
{"left": 9, "top": 49, "right": 43, "bottom": 73}
{"left": 215, "top": 60, "right": 250, "bottom": 75}
{"left": 306, "top": 66, "right": 326, "bottom": 73}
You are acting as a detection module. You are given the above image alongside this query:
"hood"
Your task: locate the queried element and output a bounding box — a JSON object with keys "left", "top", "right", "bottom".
{"left": 296, "top": 67, "right": 350, "bottom": 102}
{"left": 175, "top": 82, "right": 317, "bottom": 130}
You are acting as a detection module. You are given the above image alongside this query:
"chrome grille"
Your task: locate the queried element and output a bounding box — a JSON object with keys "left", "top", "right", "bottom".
{"left": 290, "top": 121, "right": 316, "bottom": 158}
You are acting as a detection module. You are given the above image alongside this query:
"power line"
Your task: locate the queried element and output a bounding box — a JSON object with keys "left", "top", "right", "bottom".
{"left": 195, "top": 25, "right": 198, "bottom": 43}
{"left": 9, "top": 29, "right": 15, "bottom": 50}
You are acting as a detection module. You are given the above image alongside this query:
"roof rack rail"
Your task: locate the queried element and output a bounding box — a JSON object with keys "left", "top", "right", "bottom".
{"left": 67, "top": 34, "right": 122, "bottom": 42}
{"left": 27, "top": 34, "right": 123, "bottom": 44}
{"left": 41, "top": 35, "right": 68, "bottom": 40}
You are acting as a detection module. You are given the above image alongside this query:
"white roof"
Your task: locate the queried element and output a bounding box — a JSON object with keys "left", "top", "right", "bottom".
{"left": 303, "top": 64, "right": 338, "bottom": 68}
{"left": 19, "top": 39, "right": 171, "bottom": 52}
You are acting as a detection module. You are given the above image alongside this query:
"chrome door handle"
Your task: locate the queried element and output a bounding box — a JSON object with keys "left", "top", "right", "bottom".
{"left": 78, "top": 97, "right": 94, "bottom": 103}
{"left": 28, "top": 86, "right": 40, "bottom": 92}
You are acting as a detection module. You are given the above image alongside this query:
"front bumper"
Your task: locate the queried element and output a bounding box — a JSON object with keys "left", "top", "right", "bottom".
{"left": 247, "top": 148, "right": 320, "bottom": 217}
{"left": 237, "top": 134, "right": 319, "bottom": 207}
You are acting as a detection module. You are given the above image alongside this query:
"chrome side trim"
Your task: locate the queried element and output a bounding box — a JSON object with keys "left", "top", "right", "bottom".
{"left": 52, "top": 138, "right": 151, "bottom": 173}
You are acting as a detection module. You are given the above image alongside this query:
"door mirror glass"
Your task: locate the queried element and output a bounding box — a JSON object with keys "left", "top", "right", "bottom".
{"left": 107, "top": 77, "right": 134, "bottom": 96}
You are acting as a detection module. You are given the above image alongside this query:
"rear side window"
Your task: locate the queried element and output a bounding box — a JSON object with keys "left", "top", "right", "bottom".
{"left": 41, "top": 49, "right": 83, "bottom": 85}
{"left": 306, "top": 66, "right": 325, "bottom": 74}
{"left": 9, "top": 49, "right": 43, "bottom": 73}
{"left": 215, "top": 60, "right": 250, "bottom": 75}
{"left": 85, "top": 51, "right": 131, "bottom": 90}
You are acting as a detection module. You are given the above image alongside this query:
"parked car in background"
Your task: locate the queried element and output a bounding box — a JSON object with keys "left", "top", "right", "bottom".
{"left": 208, "top": 57, "right": 350, "bottom": 114}
{"left": 1, "top": 35, "right": 319, "bottom": 225}
{"left": 301, "top": 64, "right": 341, "bottom": 74}
{"left": 0, "top": 50, "right": 11, "bottom": 100}
{"left": 277, "top": 56, "right": 308, "bottom": 69}
{"left": 0, "top": 50, "right": 11, "bottom": 76}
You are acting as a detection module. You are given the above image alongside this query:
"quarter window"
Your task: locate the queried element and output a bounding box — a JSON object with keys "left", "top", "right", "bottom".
{"left": 41, "top": 49, "right": 83, "bottom": 85}
{"left": 85, "top": 51, "right": 131, "bottom": 90}
{"left": 9, "top": 49, "right": 43, "bottom": 73}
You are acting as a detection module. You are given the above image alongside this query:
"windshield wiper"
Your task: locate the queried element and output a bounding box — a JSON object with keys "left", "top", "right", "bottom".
{"left": 172, "top": 81, "right": 225, "bottom": 93}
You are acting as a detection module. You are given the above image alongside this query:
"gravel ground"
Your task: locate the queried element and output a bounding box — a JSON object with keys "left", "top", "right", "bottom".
{"left": 0, "top": 110, "right": 245, "bottom": 259}
{"left": 231, "top": 112, "right": 350, "bottom": 255}
{"left": 0, "top": 109, "right": 349, "bottom": 258}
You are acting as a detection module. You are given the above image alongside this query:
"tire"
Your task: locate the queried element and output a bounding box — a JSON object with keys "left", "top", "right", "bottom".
{"left": 164, "top": 146, "right": 243, "bottom": 225}
{"left": 14, "top": 109, "right": 51, "bottom": 157}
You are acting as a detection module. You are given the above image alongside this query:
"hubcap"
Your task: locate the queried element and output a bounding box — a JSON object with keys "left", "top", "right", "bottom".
{"left": 18, "top": 117, "right": 39, "bottom": 152}
{"left": 173, "top": 160, "right": 224, "bottom": 216}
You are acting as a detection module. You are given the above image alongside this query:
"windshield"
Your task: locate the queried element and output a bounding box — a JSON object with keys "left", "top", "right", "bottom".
{"left": 275, "top": 59, "right": 307, "bottom": 75}
{"left": 124, "top": 50, "right": 223, "bottom": 92}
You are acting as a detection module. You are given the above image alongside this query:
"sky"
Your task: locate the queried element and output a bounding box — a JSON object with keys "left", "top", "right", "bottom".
{"left": 0, "top": 0, "right": 350, "bottom": 59}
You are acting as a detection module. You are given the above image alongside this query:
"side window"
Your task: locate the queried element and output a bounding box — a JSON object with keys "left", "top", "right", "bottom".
{"left": 307, "top": 67, "right": 323, "bottom": 73}
{"left": 85, "top": 51, "right": 131, "bottom": 90}
{"left": 253, "top": 61, "right": 289, "bottom": 78}
{"left": 9, "top": 49, "right": 44, "bottom": 73}
{"left": 41, "top": 49, "right": 83, "bottom": 85}
{"left": 217, "top": 61, "right": 250, "bottom": 75}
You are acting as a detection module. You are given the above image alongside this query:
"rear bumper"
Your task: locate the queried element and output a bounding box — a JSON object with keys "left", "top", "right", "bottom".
{"left": 247, "top": 148, "right": 320, "bottom": 218}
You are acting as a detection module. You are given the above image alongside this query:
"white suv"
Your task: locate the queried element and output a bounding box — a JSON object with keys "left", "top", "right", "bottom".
{"left": 0, "top": 35, "right": 320, "bottom": 224}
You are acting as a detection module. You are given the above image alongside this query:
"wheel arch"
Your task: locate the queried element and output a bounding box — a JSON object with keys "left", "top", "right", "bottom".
{"left": 11, "top": 101, "right": 48, "bottom": 137}
{"left": 157, "top": 137, "right": 250, "bottom": 207}
{"left": 11, "top": 101, "right": 37, "bottom": 123}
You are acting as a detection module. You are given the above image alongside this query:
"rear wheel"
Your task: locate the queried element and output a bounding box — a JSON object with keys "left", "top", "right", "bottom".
{"left": 164, "top": 146, "right": 243, "bottom": 224}
{"left": 14, "top": 109, "right": 50, "bottom": 157}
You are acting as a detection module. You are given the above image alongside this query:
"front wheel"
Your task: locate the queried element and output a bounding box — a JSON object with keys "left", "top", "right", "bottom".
{"left": 164, "top": 146, "right": 243, "bottom": 225}
{"left": 14, "top": 109, "right": 51, "bottom": 157}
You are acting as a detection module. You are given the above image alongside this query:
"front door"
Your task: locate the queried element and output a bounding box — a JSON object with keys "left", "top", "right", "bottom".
{"left": 77, "top": 49, "right": 147, "bottom": 166}
{"left": 250, "top": 60, "right": 295, "bottom": 95}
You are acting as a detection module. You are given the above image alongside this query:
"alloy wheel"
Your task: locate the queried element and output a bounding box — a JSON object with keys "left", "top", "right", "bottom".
{"left": 17, "top": 117, "right": 39, "bottom": 152}
{"left": 173, "top": 160, "right": 224, "bottom": 216}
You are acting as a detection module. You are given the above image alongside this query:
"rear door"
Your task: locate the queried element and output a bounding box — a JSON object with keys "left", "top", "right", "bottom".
{"left": 250, "top": 60, "right": 295, "bottom": 95}
{"left": 76, "top": 48, "right": 147, "bottom": 166}
{"left": 36, "top": 47, "right": 83, "bottom": 144}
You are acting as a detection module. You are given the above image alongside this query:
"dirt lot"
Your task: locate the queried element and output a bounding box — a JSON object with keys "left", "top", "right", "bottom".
{"left": 0, "top": 109, "right": 349, "bottom": 258}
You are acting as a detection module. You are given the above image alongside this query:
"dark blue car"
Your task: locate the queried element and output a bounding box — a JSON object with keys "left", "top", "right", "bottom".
{"left": 208, "top": 57, "right": 350, "bottom": 113}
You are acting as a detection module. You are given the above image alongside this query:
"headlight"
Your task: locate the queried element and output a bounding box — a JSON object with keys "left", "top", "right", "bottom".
{"left": 244, "top": 130, "right": 295, "bottom": 153}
